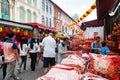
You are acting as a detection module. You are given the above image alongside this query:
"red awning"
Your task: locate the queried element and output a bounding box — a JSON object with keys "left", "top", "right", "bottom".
{"left": 25, "top": 22, "right": 56, "bottom": 31}
{"left": 83, "top": 19, "right": 104, "bottom": 27}
{"left": 96, "top": 0, "right": 118, "bottom": 20}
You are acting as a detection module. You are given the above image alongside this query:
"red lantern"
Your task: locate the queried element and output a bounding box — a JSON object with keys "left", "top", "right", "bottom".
{"left": 29, "top": 34, "right": 32, "bottom": 38}
{"left": 13, "top": 29, "right": 17, "bottom": 33}
{"left": 0, "top": 28, "right": 3, "bottom": 32}
{"left": 17, "top": 29, "right": 20, "bottom": 33}
{"left": 9, "top": 27, "right": 13, "bottom": 31}
{"left": 91, "top": 5, "right": 96, "bottom": 9}
{"left": 80, "top": 18, "right": 83, "bottom": 20}
{"left": 83, "top": 14, "right": 86, "bottom": 17}
{"left": 86, "top": 11, "right": 90, "bottom": 14}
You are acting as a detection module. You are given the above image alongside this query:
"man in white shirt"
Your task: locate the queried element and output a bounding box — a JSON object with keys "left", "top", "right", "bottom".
{"left": 42, "top": 33, "right": 56, "bottom": 74}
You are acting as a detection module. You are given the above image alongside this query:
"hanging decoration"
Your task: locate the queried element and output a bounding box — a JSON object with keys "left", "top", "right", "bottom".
{"left": 13, "top": 28, "right": 17, "bottom": 33}
{"left": 0, "top": 26, "right": 3, "bottom": 32}
{"left": 24, "top": 30, "right": 28, "bottom": 36}
{"left": 16, "top": 28, "right": 20, "bottom": 33}
{"left": 28, "top": 31, "right": 33, "bottom": 38}
{"left": 67, "top": 2, "right": 96, "bottom": 28}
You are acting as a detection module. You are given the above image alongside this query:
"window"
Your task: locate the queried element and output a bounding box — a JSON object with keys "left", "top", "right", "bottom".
{"left": 41, "top": 15, "right": 45, "bottom": 24}
{"left": 27, "top": 9, "right": 31, "bottom": 22}
{"left": 20, "top": 6, "right": 25, "bottom": 22}
{"left": 1, "top": 0, "right": 10, "bottom": 20}
{"left": 62, "top": 26, "right": 64, "bottom": 32}
{"left": 33, "top": 0, "right": 37, "bottom": 7}
{"left": 27, "top": 0, "right": 31, "bottom": 4}
{"left": 42, "top": 0, "right": 45, "bottom": 11}
{"left": 49, "top": 5, "right": 52, "bottom": 14}
{"left": 33, "top": 12, "right": 37, "bottom": 22}
{"left": 46, "top": 17, "right": 48, "bottom": 26}
{"left": 65, "top": 27, "right": 67, "bottom": 33}
{"left": 49, "top": 18, "right": 52, "bottom": 26}
{"left": 46, "top": 2, "right": 48, "bottom": 13}
{"left": 72, "top": 30, "right": 74, "bottom": 35}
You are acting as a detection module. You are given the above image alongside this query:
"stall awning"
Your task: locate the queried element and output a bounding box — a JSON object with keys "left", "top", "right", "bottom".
{"left": 26, "top": 22, "right": 56, "bottom": 31}
{"left": 96, "top": 0, "right": 118, "bottom": 20}
{"left": 0, "top": 19, "right": 33, "bottom": 30}
{"left": 83, "top": 19, "right": 104, "bottom": 27}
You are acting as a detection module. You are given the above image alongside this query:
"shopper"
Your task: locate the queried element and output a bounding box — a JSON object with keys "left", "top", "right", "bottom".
{"left": 100, "top": 41, "right": 110, "bottom": 55}
{"left": 90, "top": 36, "right": 101, "bottom": 54}
{"left": 42, "top": 32, "right": 56, "bottom": 74}
{"left": 28, "top": 38, "right": 39, "bottom": 71}
{"left": 2, "top": 37, "right": 9, "bottom": 79}
{"left": 18, "top": 37, "right": 29, "bottom": 72}
{"left": 57, "top": 37, "right": 68, "bottom": 63}
{"left": 36, "top": 38, "right": 42, "bottom": 65}
{"left": 3, "top": 31, "right": 21, "bottom": 80}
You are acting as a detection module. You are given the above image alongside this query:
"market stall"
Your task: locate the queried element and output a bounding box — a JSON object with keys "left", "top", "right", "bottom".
{"left": 36, "top": 51, "right": 120, "bottom": 80}
{"left": 26, "top": 22, "right": 56, "bottom": 38}
{"left": 0, "top": 19, "right": 33, "bottom": 42}
{"left": 36, "top": 33, "right": 120, "bottom": 80}
{"left": 82, "top": 19, "right": 104, "bottom": 39}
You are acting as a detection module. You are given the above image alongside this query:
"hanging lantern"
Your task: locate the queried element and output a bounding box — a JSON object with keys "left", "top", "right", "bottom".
{"left": 16, "top": 28, "right": 20, "bottom": 33}
{"left": 86, "top": 11, "right": 90, "bottom": 14}
{"left": 24, "top": 30, "right": 28, "bottom": 36}
{"left": 91, "top": 5, "right": 96, "bottom": 9}
{"left": 30, "top": 34, "right": 32, "bottom": 38}
{"left": 83, "top": 14, "right": 86, "bottom": 17}
{"left": 8, "top": 27, "right": 13, "bottom": 31}
{"left": 13, "top": 28, "right": 17, "bottom": 33}
{"left": 0, "top": 26, "right": 3, "bottom": 32}
{"left": 91, "top": 2, "right": 96, "bottom": 9}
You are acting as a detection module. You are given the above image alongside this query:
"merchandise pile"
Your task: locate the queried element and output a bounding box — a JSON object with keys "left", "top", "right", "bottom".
{"left": 36, "top": 51, "right": 120, "bottom": 80}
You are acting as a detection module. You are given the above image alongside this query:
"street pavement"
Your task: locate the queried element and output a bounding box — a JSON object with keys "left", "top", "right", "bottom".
{"left": 0, "top": 57, "right": 44, "bottom": 80}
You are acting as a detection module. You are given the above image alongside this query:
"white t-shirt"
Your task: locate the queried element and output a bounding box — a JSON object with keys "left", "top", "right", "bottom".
{"left": 19, "top": 44, "right": 28, "bottom": 56}
{"left": 28, "top": 43, "right": 39, "bottom": 53}
{"left": 42, "top": 36, "right": 56, "bottom": 57}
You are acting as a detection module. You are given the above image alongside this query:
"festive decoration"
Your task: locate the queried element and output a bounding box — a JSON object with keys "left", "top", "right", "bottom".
{"left": 0, "top": 26, "right": 3, "bottom": 32}
{"left": 67, "top": 2, "right": 96, "bottom": 28}
{"left": 16, "top": 28, "right": 20, "bottom": 33}
{"left": 13, "top": 28, "right": 17, "bottom": 33}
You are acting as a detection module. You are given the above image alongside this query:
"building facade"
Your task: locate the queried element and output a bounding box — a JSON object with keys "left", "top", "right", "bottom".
{"left": 53, "top": 3, "right": 76, "bottom": 35}
{"left": 40, "top": 0, "right": 54, "bottom": 27}
{"left": 0, "top": 0, "right": 13, "bottom": 20}
{"left": 0, "top": 0, "right": 77, "bottom": 35}
{"left": 14, "top": 0, "right": 40, "bottom": 23}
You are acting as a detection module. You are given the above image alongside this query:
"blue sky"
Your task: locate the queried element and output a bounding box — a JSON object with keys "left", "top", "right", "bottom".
{"left": 52, "top": 0, "right": 97, "bottom": 21}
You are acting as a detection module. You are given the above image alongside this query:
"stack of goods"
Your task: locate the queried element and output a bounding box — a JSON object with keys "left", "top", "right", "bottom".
{"left": 38, "top": 64, "right": 80, "bottom": 80}
{"left": 36, "top": 51, "right": 120, "bottom": 80}
{"left": 79, "top": 72, "right": 108, "bottom": 80}
{"left": 88, "top": 53, "right": 120, "bottom": 80}
{"left": 112, "top": 23, "right": 120, "bottom": 36}
{"left": 79, "top": 37, "right": 95, "bottom": 53}
{"left": 70, "top": 35, "right": 84, "bottom": 51}
{"left": 70, "top": 35, "right": 94, "bottom": 53}
{"left": 37, "top": 52, "right": 109, "bottom": 80}
{"left": 107, "top": 23, "right": 120, "bottom": 52}
{"left": 36, "top": 51, "right": 91, "bottom": 80}
{"left": 106, "top": 40, "right": 116, "bottom": 51}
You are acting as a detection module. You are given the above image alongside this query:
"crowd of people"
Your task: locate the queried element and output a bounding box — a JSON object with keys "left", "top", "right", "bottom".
{"left": 0, "top": 31, "right": 111, "bottom": 80}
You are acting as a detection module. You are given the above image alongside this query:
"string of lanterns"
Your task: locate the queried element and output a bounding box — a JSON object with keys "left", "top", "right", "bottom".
{"left": 66, "top": 2, "right": 96, "bottom": 33}
{"left": 0, "top": 26, "right": 33, "bottom": 38}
